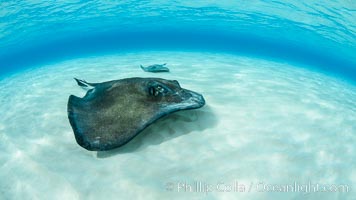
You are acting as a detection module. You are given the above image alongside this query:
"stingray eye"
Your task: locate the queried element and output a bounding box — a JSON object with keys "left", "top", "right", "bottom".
{"left": 148, "top": 84, "right": 167, "bottom": 97}
{"left": 149, "top": 86, "right": 156, "bottom": 96}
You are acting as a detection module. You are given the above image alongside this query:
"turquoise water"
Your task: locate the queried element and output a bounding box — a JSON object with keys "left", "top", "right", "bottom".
{"left": 0, "top": 1, "right": 355, "bottom": 200}
{"left": 0, "top": 1, "right": 355, "bottom": 80}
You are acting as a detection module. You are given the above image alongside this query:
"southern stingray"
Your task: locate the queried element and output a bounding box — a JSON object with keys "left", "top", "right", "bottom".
{"left": 140, "top": 63, "right": 170, "bottom": 72}
{"left": 68, "top": 77, "right": 205, "bottom": 151}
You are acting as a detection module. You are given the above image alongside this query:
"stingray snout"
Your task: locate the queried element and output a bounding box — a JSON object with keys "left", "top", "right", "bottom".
{"left": 183, "top": 89, "right": 206, "bottom": 109}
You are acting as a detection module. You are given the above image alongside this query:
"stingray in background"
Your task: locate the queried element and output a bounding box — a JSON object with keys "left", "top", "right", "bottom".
{"left": 140, "top": 63, "right": 170, "bottom": 72}
{"left": 68, "top": 77, "right": 205, "bottom": 151}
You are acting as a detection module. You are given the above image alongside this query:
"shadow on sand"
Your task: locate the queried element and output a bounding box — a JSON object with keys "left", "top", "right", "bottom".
{"left": 96, "top": 105, "right": 217, "bottom": 158}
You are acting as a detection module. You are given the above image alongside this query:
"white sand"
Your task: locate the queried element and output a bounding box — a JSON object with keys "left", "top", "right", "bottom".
{"left": 0, "top": 51, "right": 355, "bottom": 199}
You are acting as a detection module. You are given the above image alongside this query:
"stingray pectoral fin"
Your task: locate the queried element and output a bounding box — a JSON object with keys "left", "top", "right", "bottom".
{"left": 68, "top": 93, "right": 146, "bottom": 151}
{"left": 67, "top": 95, "right": 93, "bottom": 150}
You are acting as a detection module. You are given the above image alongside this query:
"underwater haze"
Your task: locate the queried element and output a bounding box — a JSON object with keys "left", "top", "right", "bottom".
{"left": 0, "top": 1, "right": 355, "bottom": 200}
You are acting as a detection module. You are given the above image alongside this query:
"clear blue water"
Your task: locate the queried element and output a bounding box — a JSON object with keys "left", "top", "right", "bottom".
{"left": 0, "top": 1, "right": 355, "bottom": 200}
{"left": 0, "top": 1, "right": 355, "bottom": 81}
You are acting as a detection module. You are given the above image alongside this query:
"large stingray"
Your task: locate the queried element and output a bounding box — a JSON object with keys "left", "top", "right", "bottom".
{"left": 68, "top": 77, "right": 205, "bottom": 151}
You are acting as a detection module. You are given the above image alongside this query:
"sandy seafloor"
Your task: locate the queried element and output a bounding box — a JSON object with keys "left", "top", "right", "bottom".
{"left": 0, "top": 51, "right": 355, "bottom": 200}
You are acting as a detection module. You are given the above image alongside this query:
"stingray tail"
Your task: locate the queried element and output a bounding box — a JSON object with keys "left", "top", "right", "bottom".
{"left": 74, "top": 78, "right": 95, "bottom": 88}
{"left": 140, "top": 65, "right": 147, "bottom": 71}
